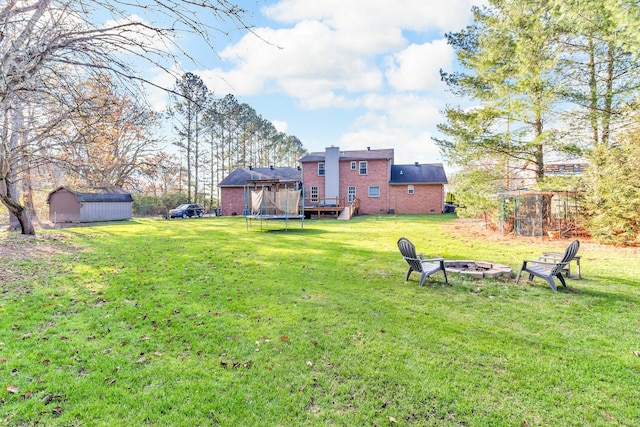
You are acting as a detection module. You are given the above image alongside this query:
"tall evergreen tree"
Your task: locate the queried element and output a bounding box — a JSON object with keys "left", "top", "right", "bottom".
{"left": 171, "top": 73, "right": 209, "bottom": 202}
{"left": 436, "top": 0, "right": 566, "bottom": 185}
{"left": 553, "top": 0, "right": 640, "bottom": 148}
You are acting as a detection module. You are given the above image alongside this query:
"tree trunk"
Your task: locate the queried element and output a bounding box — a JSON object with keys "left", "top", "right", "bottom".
{"left": 186, "top": 102, "right": 192, "bottom": 202}
{"left": 0, "top": 178, "right": 35, "bottom": 235}
{"left": 22, "top": 165, "right": 38, "bottom": 221}
{"left": 588, "top": 36, "right": 599, "bottom": 145}
{"left": 533, "top": 112, "right": 545, "bottom": 180}
{"left": 1, "top": 101, "right": 35, "bottom": 235}
{"left": 194, "top": 111, "right": 199, "bottom": 203}
{"left": 602, "top": 40, "right": 615, "bottom": 146}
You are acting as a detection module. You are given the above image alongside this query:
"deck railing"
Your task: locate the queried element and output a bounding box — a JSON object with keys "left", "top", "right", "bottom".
{"left": 304, "top": 197, "right": 345, "bottom": 209}
{"left": 303, "top": 197, "right": 344, "bottom": 218}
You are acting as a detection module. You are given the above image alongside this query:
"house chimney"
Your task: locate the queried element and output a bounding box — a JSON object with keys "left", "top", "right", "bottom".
{"left": 325, "top": 146, "right": 340, "bottom": 201}
{"left": 248, "top": 165, "right": 253, "bottom": 170}
{"left": 270, "top": 165, "right": 274, "bottom": 169}
{"left": 414, "top": 162, "right": 419, "bottom": 166}
{"left": 367, "top": 146, "right": 371, "bottom": 151}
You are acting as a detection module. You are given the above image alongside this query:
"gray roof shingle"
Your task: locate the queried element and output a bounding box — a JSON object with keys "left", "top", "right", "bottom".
{"left": 48, "top": 187, "right": 133, "bottom": 203}
{"left": 390, "top": 164, "right": 448, "bottom": 184}
{"left": 218, "top": 167, "right": 302, "bottom": 187}
{"left": 299, "top": 148, "right": 394, "bottom": 162}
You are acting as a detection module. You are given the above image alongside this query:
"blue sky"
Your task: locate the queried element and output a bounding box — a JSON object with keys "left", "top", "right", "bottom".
{"left": 147, "top": 0, "right": 485, "bottom": 167}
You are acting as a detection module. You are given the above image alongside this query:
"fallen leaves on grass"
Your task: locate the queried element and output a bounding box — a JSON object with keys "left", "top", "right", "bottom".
{"left": 135, "top": 356, "right": 147, "bottom": 364}
{"left": 7, "top": 385, "right": 19, "bottom": 394}
{"left": 220, "top": 360, "right": 252, "bottom": 369}
{"left": 39, "top": 393, "right": 65, "bottom": 405}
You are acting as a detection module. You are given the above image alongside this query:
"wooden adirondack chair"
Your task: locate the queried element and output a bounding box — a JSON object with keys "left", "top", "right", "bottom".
{"left": 515, "top": 240, "right": 580, "bottom": 291}
{"left": 397, "top": 237, "right": 448, "bottom": 286}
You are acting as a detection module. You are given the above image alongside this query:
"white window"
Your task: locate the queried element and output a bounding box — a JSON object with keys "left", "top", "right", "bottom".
{"left": 310, "top": 186, "right": 319, "bottom": 202}
{"left": 368, "top": 186, "right": 380, "bottom": 198}
{"left": 348, "top": 186, "right": 356, "bottom": 203}
{"left": 408, "top": 185, "right": 414, "bottom": 195}
{"left": 350, "top": 161, "right": 356, "bottom": 170}
{"left": 359, "top": 161, "right": 368, "bottom": 175}
{"left": 318, "top": 162, "right": 325, "bottom": 176}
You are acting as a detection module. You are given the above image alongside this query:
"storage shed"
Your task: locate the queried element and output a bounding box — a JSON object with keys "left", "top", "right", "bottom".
{"left": 47, "top": 186, "right": 133, "bottom": 223}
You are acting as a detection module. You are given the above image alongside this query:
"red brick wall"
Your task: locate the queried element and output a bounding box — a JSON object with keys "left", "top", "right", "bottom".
{"left": 220, "top": 187, "right": 245, "bottom": 216}
{"left": 302, "top": 164, "right": 325, "bottom": 201}
{"left": 390, "top": 184, "right": 444, "bottom": 214}
{"left": 302, "top": 159, "right": 392, "bottom": 214}
{"left": 339, "top": 159, "right": 390, "bottom": 214}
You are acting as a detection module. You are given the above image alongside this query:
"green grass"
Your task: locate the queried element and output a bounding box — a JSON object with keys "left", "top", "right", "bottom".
{"left": 2, "top": 215, "right": 640, "bottom": 426}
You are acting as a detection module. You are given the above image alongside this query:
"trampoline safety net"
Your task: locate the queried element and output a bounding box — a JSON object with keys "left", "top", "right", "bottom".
{"left": 250, "top": 188, "right": 301, "bottom": 216}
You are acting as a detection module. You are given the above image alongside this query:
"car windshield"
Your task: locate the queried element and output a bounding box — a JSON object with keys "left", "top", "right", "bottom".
{"left": 175, "top": 204, "right": 190, "bottom": 209}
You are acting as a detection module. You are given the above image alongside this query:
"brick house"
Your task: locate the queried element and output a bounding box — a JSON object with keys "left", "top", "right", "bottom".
{"left": 389, "top": 163, "right": 448, "bottom": 214}
{"left": 299, "top": 147, "right": 447, "bottom": 215}
{"left": 544, "top": 163, "right": 588, "bottom": 176}
{"left": 218, "top": 166, "right": 302, "bottom": 216}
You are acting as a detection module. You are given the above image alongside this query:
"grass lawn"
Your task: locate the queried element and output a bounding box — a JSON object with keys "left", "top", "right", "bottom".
{"left": 2, "top": 214, "right": 640, "bottom": 426}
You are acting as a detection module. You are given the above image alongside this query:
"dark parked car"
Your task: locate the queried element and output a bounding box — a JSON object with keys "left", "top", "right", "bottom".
{"left": 168, "top": 203, "right": 205, "bottom": 219}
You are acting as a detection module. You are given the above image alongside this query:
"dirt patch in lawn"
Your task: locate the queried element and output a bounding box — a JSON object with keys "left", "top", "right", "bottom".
{"left": 446, "top": 218, "right": 640, "bottom": 256}
{"left": 445, "top": 218, "right": 583, "bottom": 243}
{"left": 444, "top": 218, "right": 542, "bottom": 243}
{"left": 0, "top": 232, "right": 78, "bottom": 290}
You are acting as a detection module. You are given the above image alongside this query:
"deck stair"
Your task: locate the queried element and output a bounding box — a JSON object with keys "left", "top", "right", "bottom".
{"left": 337, "top": 206, "right": 352, "bottom": 220}
{"left": 337, "top": 199, "right": 359, "bottom": 221}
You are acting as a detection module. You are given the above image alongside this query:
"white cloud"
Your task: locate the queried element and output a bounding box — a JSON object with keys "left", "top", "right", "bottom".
{"left": 208, "top": 20, "right": 385, "bottom": 104}
{"left": 340, "top": 93, "right": 447, "bottom": 164}
{"left": 360, "top": 93, "right": 444, "bottom": 127}
{"left": 271, "top": 120, "right": 288, "bottom": 133}
{"left": 263, "top": 0, "right": 480, "bottom": 35}
{"left": 340, "top": 124, "right": 442, "bottom": 164}
{"left": 147, "top": 0, "right": 487, "bottom": 168}
{"left": 146, "top": 64, "right": 183, "bottom": 111}
{"left": 200, "top": 0, "right": 478, "bottom": 108}
{"left": 385, "top": 40, "right": 454, "bottom": 92}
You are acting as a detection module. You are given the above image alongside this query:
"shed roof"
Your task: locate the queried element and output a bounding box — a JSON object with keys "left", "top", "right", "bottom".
{"left": 299, "top": 148, "right": 394, "bottom": 163}
{"left": 47, "top": 186, "right": 133, "bottom": 203}
{"left": 218, "top": 167, "right": 302, "bottom": 187}
{"left": 389, "top": 163, "right": 448, "bottom": 184}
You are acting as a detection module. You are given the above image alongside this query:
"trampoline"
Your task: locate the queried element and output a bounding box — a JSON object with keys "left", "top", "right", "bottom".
{"left": 244, "top": 186, "right": 305, "bottom": 231}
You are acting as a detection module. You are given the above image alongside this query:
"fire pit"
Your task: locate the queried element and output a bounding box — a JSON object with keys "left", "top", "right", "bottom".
{"left": 444, "top": 260, "right": 513, "bottom": 279}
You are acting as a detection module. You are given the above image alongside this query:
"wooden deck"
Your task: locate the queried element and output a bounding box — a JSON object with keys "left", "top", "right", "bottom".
{"left": 304, "top": 197, "right": 359, "bottom": 219}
